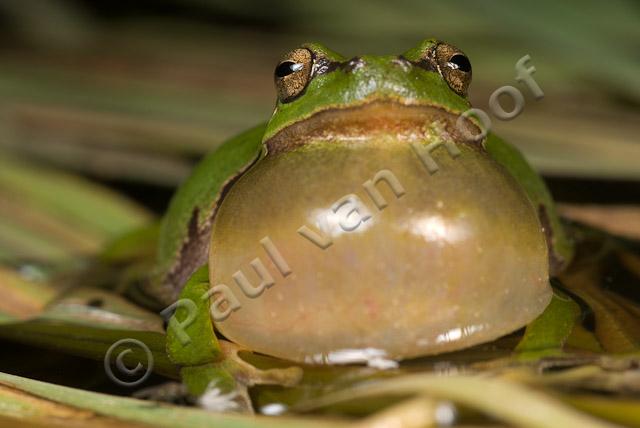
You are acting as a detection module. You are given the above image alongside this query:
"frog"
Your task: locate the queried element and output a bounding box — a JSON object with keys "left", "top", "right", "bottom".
{"left": 152, "top": 39, "right": 573, "bottom": 396}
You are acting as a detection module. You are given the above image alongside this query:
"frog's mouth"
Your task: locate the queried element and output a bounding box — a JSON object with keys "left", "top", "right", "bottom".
{"left": 263, "top": 100, "right": 482, "bottom": 156}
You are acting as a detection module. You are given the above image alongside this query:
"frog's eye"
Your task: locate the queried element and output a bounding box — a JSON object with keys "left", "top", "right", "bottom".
{"left": 434, "top": 43, "right": 472, "bottom": 97}
{"left": 274, "top": 48, "right": 313, "bottom": 103}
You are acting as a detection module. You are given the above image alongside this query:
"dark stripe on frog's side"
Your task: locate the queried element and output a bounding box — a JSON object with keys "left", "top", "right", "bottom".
{"left": 484, "top": 133, "right": 574, "bottom": 275}
{"left": 539, "top": 203, "right": 568, "bottom": 275}
{"left": 162, "top": 156, "right": 260, "bottom": 304}
{"left": 151, "top": 124, "right": 266, "bottom": 306}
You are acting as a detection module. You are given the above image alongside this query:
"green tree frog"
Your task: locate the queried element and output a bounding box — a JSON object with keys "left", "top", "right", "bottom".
{"left": 155, "top": 39, "right": 573, "bottom": 368}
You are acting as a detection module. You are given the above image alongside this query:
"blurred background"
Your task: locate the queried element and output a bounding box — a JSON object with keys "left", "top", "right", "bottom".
{"left": 0, "top": 0, "right": 639, "bottom": 263}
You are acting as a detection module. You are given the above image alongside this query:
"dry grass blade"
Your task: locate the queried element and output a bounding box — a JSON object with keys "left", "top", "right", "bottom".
{"left": 0, "top": 155, "right": 152, "bottom": 263}
{"left": 353, "top": 395, "right": 455, "bottom": 428}
{"left": 0, "top": 266, "right": 58, "bottom": 324}
{"left": 561, "top": 263, "right": 640, "bottom": 353}
{"left": 293, "top": 374, "right": 617, "bottom": 428}
{"left": 0, "top": 371, "right": 346, "bottom": 428}
{"left": 559, "top": 204, "right": 640, "bottom": 241}
{"left": 0, "top": 383, "right": 150, "bottom": 428}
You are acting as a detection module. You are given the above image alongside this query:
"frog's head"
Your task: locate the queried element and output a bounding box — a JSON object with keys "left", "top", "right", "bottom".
{"left": 263, "top": 39, "right": 473, "bottom": 144}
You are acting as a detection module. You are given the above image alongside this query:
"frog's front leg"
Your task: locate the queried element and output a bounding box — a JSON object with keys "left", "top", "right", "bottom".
{"left": 165, "top": 266, "right": 302, "bottom": 412}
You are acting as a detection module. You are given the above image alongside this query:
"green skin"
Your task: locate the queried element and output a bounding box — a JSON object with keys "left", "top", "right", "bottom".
{"left": 157, "top": 39, "right": 574, "bottom": 394}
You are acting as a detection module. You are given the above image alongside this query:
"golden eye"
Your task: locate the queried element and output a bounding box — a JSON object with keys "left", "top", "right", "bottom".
{"left": 274, "top": 48, "right": 313, "bottom": 103}
{"left": 434, "top": 43, "right": 472, "bottom": 97}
